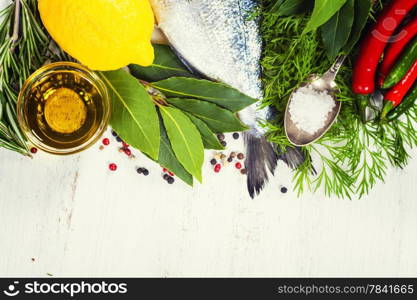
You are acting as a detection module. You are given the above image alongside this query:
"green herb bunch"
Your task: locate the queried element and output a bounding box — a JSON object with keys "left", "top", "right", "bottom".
{"left": 99, "top": 45, "right": 255, "bottom": 186}
{"left": 0, "top": 0, "right": 69, "bottom": 155}
{"left": 261, "top": 1, "right": 417, "bottom": 198}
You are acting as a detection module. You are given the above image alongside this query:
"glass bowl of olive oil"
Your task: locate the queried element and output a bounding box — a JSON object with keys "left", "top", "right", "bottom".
{"left": 17, "top": 62, "right": 111, "bottom": 155}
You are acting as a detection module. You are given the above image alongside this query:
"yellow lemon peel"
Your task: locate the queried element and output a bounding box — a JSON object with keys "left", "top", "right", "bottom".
{"left": 38, "top": 0, "right": 155, "bottom": 71}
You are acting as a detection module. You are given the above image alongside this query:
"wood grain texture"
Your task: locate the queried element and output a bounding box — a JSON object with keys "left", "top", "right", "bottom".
{"left": 0, "top": 0, "right": 416, "bottom": 278}
{"left": 0, "top": 129, "right": 416, "bottom": 277}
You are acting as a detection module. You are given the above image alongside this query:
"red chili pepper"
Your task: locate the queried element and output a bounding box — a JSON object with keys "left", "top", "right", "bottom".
{"left": 353, "top": 0, "right": 417, "bottom": 95}
{"left": 378, "top": 18, "right": 417, "bottom": 87}
{"left": 386, "top": 59, "right": 417, "bottom": 106}
{"left": 380, "top": 59, "right": 417, "bottom": 119}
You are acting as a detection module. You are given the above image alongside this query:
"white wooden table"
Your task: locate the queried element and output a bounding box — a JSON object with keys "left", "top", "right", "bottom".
{"left": 1, "top": 0, "right": 416, "bottom": 278}
{"left": 0, "top": 127, "right": 417, "bottom": 277}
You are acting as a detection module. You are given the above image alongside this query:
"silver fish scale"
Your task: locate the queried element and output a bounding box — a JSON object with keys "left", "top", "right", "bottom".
{"left": 151, "top": 0, "right": 267, "bottom": 134}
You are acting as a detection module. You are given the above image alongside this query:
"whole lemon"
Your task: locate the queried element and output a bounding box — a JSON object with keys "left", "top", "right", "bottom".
{"left": 38, "top": 0, "right": 155, "bottom": 71}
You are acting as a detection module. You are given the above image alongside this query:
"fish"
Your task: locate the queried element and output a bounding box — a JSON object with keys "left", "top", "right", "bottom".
{"left": 150, "top": 0, "right": 305, "bottom": 197}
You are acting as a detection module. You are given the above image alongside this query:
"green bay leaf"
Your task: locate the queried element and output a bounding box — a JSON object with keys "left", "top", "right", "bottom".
{"left": 276, "top": 0, "right": 314, "bottom": 16}
{"left": 303, "top": 0, "right": 348, "bottom": 34}
{"left": 185, "top": 113, "right": 224, "bottom": 150}
{"left": 151, "top": 78, "right": 257, "bottom": 112}
{"left": 158, "top": 120, "right": 194, "bottom": 186}
{"left": 166, "top": 98, "right": 248, "bottom": 133}
{"left": 99, "top": 70, "right": 160, "bottom": 160}
{"left": 129, "top": 44, "right": 194, "bottom": 82}
{"left": 321, "top": 0, "right": 355, "bottom": 60}
{"left": 159, "top": 106, "right": 204, "bottom": 183}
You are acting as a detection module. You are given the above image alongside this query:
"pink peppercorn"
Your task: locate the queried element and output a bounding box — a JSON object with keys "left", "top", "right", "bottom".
{"left": 214, "top": 164, "right": 221, "bottom": 173}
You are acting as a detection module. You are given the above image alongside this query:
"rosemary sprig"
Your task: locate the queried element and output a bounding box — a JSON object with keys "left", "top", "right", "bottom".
{"left": 0, "top": 0, "right": 50, "bottom": 155}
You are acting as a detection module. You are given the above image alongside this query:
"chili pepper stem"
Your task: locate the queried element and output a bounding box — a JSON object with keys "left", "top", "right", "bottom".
{"left": 356, "top": 94, "right": 370, "bottom": 123}
{"left": 380, "top": 101, "right": 395, "bottom": 120}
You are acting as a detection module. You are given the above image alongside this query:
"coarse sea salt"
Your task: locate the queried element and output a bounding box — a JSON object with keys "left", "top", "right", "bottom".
{"left": 289, "top": 86, "right": 336, "bottom": 135}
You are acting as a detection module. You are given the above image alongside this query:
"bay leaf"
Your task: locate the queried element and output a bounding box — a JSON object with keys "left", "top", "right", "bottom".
{"left": 303, "top": 0, "right": 347, "bottom": 34}
{"left": 270, "top": 0, "right": 285, "bottom": 13}
{"left": 276, "top": 0, "right": 314, "bottom": 16}
{"left": 158, "top": 119, "right": 194, "bottom": 186}
{"left": 343, "top": 0, "right": 372, "bottom": 53}
{"left": 185, "top": 112, "right": 224, "bottom": 150}
{"left": 166, "top": 98, "right": 248, "bottom": 133}
{"left": 151, "top": 78, "right": 257, "bottom": 112}
{"left": 159, "top": 106, "right": 204, "bottom": 183}
{"left": 129, "top": 44, "right": 194, "bottom": 82}
{"left": 321, "top": 0, "right": 355, "bottom": 60}
{"left": 99, "top": 70, "right": 160, "bottom": 160}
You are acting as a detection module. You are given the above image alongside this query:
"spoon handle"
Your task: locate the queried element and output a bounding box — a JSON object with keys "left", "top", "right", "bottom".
{"left": 322, "top": 55, "right": 347, "bottom": 82}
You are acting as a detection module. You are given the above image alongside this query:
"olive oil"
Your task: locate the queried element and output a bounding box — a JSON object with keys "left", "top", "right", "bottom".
{"left": 18, "top": 63, "right": 110, "bottom": 155}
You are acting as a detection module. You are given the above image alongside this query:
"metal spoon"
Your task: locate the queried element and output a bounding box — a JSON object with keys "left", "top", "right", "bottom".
{"left": 284, "top": 55, "right": 346, "bottom": 147}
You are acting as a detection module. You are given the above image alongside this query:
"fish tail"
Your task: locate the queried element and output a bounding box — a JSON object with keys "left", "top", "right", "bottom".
{"left": 278, "top": 147, "right": 306, "bottom": 170}
{"left": 244, "top": 133, "right": 278, "bottom": 198}
{"left": 244, "top": 133, "right": 307, "bottom": 198}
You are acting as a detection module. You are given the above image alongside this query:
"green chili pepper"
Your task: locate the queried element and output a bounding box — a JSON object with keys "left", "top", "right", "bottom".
{"left": 386, "top": 83, "right": 417, "bottom": 121}
{"left": 383, "top": 36, "right": 417, "bottom": 89}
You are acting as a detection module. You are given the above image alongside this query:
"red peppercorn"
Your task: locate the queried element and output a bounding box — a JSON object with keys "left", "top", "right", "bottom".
{"left": 235, "top": 162, "right": 242, "bottom": 169}
{"left": 124, "top": 148, "right": 132, "bottom": 156}
{"left": 30, "top": 147, "right": 38, "bottom": 154}
{"left": 162, "top": 168, "right": 168, "bottom": 173}
{"left": 214, "top": 164, "right": 221, "bottom": 173}
{"left": 102, "top": 138, "right": 110, "bottom": 146}
{"left": 122, "top": 142, "right": 129, "bottom": 148}
{"left": 168, "top": 171, "right": 174, "bottom": 177}
{"left": 109, "top": 163, "right": 117, "bottom": 171}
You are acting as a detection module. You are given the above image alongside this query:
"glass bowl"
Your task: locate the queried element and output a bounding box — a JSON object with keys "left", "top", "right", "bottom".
{"left": 17, "top": 62, "right": 111, "bottom": 155}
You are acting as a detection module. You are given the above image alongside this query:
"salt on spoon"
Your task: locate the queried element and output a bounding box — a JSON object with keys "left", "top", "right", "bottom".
{"left": 284, "top": 55, "right": 345, "bottom": 146}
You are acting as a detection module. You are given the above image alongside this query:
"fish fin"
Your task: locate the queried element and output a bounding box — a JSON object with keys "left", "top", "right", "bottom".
{"left": 279, "top": 147, "right": 317, "bottom": 175}
{"left": 244, "top": 133, "right": 278, "bottom": 198}
{"left": 278, "top": 147, "right": 306, "bottom": 169}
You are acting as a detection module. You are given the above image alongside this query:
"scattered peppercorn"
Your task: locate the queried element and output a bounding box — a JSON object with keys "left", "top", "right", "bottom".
{"left": 118, "top": 148, "right": 125, "bottom": 153}
{"left": 235, "top": 162, "right": 242, "bottom": 169}
{"left": 237, "top": 153, "right": 245, "bottom": 160}
{"left": 168, "top": 171, "right": 174, "bottom": 177}
{"left": 99, "top": 145, "right": 105, "bottom": 151}
{"left": 220, "top": 153, "right": 227, "bottom": 160}
{"left": 227, "top": 157, "right": 233, "bottom": 163}
{"left": 210, "top": 158, "right": 217, "bottom": 165}
{"left": 116, "top": 137, "right": 123, "bottom": 143}
{"left": 30, "top": 147, "right": 38, "bottom": 154}
{"left": 136, "top": 168, "right": 144, "bottom": 174}
{"left": 167, "top": 177, "right": 175, "bottom": 184}
{"left": 221, "top": 141, "right": 227, "bottom": 147}
{"left": 163, "top": 168, "right": 168, "bottom": 173}
{"left": 230, "top": 152, "right": 237, "bottom": 158}
{"left": 102, "top": 138, "right": 110, "bottom": 146}
{"left": 240, "top": 169, "right": 247, "bottom": 175}
{"left": 122, "top": 142, "right": 129, "bottom": 148}
{"left": 280, "top": 186, "right": 288, "bottom": 194}
{"left": 217, "top": 133, "right": 225, "bottom": 141}
{"left": 233, "top": 132, "right": 240, "bottom": 140}
{"left": 124, "top": 148, "right": 132, "bottom": 156}
{"left": 163, "top": 174, "right": 170, "bottom": 180}
{"left": 109, "top": 163, "right": 117, "bottom": 171}
{"left": 214, "top": 164, "right": 221, "bottom": 173}
{"left": 143, "top": 169, "right": 150, "bottom": 176}
{"left": 112, "top": 131, "right": 118, "bottom": 137}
